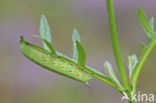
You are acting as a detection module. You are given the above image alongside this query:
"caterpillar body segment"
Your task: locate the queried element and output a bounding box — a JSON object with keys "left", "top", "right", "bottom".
{"left": 20, "top": 36, "right": 93, "bottom": 83}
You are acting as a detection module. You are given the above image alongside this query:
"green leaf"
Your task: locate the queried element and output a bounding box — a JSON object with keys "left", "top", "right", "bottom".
{"left": 137, "top": 7, "right": 156, "bottom": 39}
{"left": 127, "top": 54, "right": 138, "bottom": 79}
{"left": 72, "top": 29, "right": 80, "bottom": 61}
{"left": 32, "top": 34, "right": 56, "bottom": 55}
{"left": 40, "top": 15, "right": 52, "bottom": 52}
{"left": 149, "top": 17, "right": 154, "bottom": 30}
{"left": 42, "top": 39, "right": 56, "bottom": 55}
{"left": 104, "top": 61, "right": 122, "bottom": 89}
{"left": 104, "top": 61, "right": 116, "bottom": 78}
{"left": 76, "top": 40, "right": 86, "bottom": 66}
{"left": 32, "top": 34, "right": 41, "bottom": 39}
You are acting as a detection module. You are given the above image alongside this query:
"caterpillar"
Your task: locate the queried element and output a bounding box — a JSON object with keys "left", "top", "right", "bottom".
{"left": 20, "top": 36, "right": 93, "bottom": 83}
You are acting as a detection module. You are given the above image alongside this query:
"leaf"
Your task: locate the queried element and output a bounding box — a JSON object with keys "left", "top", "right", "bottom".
{"left": 32, "top": 34, "right": 41, "bottom": 38}
{"left": 40, "top": 15, "right": 52, "bottom": 52}
{"left": 32, "top": 35, "right": 71, "bottom": 59}
{"left": 127, "top": 54, "right": 138, "bottom": 79}
{"left": 137, "top": 7, "right": 156, "bottom": 39}
{"left": 149, "top": 17, "right": 154, "bottom": 30}
{"left": 76, "top": 41, "right": 86, "bottom": 66}
{"left": 72, "top": 29, "right": 80, "bottom": 61}
{"left": 104, "top": 61, "right": 116, "bottom": 80}
{"left": 42, "top": 39, "right": 56, "bottom": 55}
{"left": 104, "top": 61, "right": 122, "bottom": 89}
{"left": 32, "top": 34, "right": 56, "bottom": 55}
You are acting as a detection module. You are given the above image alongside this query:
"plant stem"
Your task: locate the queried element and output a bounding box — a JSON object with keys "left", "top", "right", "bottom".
{"left": 82, "top": 66, "right": 116, "bottom": 88}
{"left": 132, "top": 38, "right": 156, "bottom": 93}
{"left": 106, "top": 0, "right": 129, "bottom": 89}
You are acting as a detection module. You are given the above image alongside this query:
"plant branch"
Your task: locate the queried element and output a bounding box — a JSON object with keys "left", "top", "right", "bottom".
{"left": 131, "top": 37, "right": 156, "bottom": 93}
{"left": 81, "top": 66, "right": 117, "bottom": 89}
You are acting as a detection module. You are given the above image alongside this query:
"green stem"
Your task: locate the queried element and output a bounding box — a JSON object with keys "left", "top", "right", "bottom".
{"left": 132, "top": 38, "right": 156, "bottom": 93}
{"left": 82, "top": 66, "right": 116, "bottom": 88}
{"left": 106, "top": 0, "right": 129, "bottom": 89}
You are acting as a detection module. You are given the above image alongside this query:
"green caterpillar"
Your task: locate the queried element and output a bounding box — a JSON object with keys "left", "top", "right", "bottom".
{"left": 20, "top": 36, "right": 93, "bottom": 83}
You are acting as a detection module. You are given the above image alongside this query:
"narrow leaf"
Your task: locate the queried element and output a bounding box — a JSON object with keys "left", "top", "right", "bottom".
{"left": 104, "top": 61, "right": 122, "bottom": 89}
{"left": 40, "top": 15, "right": 52, "bottom": 52}
{"left": 127, "top": 54, "right": 138, "bottom": 79}
{"left": 104, "top": 61, "right": 117, "bottom": 80}
{"left": 42, "top": 39, "right": 56, "bottom": 55}
{"left": 32, "top": 34, "right": 56, "bottom": 55}
{"left": 137, "top": 7, "right": 156, "bottom": 39}
{"left": 72, "top": 29, "right": 80, "bottom": 61}
{"left": 76, "top": 41, "right": 86, "bottom": 66}
{"left": 149, "top": 17, "right": 154, "bottom": 30}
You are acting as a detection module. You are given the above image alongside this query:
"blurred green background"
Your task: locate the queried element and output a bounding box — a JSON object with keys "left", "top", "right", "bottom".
{"left": 0, "top": 0, "right": 156, "bottom": 103}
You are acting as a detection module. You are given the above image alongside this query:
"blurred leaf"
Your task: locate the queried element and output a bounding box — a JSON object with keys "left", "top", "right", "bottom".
{"left": 104, "top": 61, "right": 116, "bottom": 80}
{"left": 42, "top": 39, "right": 56, "bottom": 55}
{"left": 40, "top": 15, "right": 52, "bottom": 52}
{"left": 149, "top": 17, "right": 154, "bottom": 30}
{"left": 76, "top": 41, "right": 86, "bottom": 66}
{"left": 137, "top": 7, "right": 156, "bottom": 40}
{"left": 104, "top": 61, "right": 122, "bottom": 89}
{"left": 127, "top": 54, "right": 138, "bottom": 79}
{"left": 32, "top": 34, "right": 41, "bottom": 38}
{"left": 32, "top": 34, "right": 56, "bottom": 55}
{"left": 72, "top": 29, "right": 80, "bottom": 62}
{"left": 139, "top": 17, "right": 154, "bottom": 52}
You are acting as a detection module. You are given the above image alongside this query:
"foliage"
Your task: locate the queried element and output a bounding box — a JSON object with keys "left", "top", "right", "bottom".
{"left": 20, "top": 0, "right": 156, "bottom": 103}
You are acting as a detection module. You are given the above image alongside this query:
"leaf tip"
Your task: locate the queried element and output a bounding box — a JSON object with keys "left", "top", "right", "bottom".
{"left": 72, "top": 28, "right": 80, "bottom": 42}
{"left": 40, "top": 14, "right": 46, "bottom": 19}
